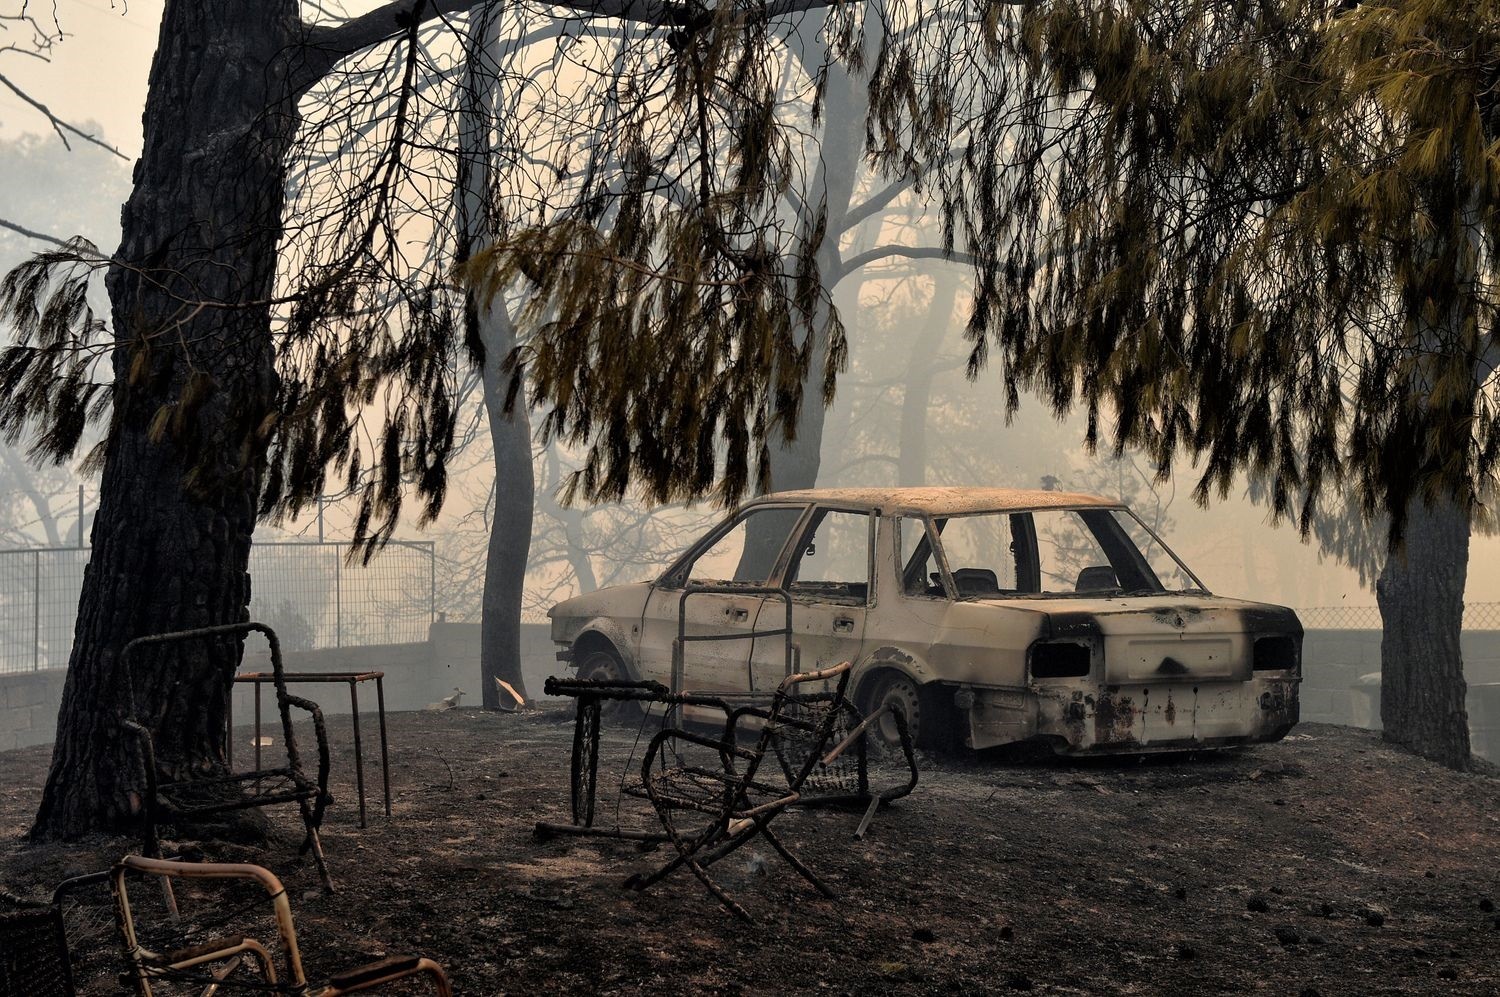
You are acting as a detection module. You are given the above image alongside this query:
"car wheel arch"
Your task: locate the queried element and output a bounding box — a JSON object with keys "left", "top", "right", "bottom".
{"left": 851, "top": 646, "right": 936, "bottom": 709}
{"left": 571, "top": 620, "right": 638, "bottom": 680}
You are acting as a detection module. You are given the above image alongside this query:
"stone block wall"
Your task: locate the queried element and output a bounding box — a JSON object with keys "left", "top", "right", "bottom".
{"left": 0, "top": 622, "right": 558, "bottom": 752}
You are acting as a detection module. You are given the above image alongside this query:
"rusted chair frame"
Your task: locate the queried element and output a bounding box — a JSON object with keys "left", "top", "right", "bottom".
{"left": 122, "top": 623, "right": 334, "bottom": 893}
{"left": 740, "top": 695, "right": 918, "bottom": 840}
{"left": 112, "top": 855, "right": 451, "bottom": 996}
{"left": 534, "top": 676, "right": 737, "bottom": 844}
{"left": 623, "top": 662, "right": 855, "bottom": 922}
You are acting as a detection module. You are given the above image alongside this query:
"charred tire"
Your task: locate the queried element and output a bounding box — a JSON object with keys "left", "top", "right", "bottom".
{"left": 574, "top": 646, "right": 642, "bottom": 723}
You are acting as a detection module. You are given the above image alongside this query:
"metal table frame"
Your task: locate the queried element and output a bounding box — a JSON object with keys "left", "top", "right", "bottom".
{"left": 229, "top": 670, "right": 391, "bottom": 828}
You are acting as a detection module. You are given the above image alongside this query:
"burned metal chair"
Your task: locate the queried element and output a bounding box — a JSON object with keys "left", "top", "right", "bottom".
{"left": 112, "top": 855, "right": 451, "bottom": 996}
{"left": 122, "top": 623, "right": 334, "bottom": 893}
{"left": 2, "top": 867, "right": 144, "bottom": 997}
{"left": 748, "top": 687, "right": 918, "bottom": 839}
{"left": 0, "top": 901, "right": 74, "bottom": 997}
{"left": 623, "top": 661, "right": 857, "bottom": 922}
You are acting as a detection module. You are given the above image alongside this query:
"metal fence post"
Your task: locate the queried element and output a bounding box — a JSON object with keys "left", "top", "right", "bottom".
{"left": 334, "top": 545, "right": 342, "bottom": 648}
{"left": 32, "top": 549, "right": 40, "bottom": 671}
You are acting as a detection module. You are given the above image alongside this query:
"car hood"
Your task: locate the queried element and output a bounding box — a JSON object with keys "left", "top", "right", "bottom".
{"left": 548, "top": 582, "right": 655, "bottom": 625}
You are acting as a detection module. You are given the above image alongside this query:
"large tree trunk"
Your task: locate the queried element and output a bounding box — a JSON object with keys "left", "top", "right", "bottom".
{"left": 477, "top": 310, "right": 535, "bottom": 707}
{"left": 1376, "top": 498, "right": 1472, "bottom": 769}
{"left": 458, "top": 5, "right": 535, "bottom": 708}
{"left": 32, "top": 1, "right": 301, "bottom": 838}
{"left": 761, "top": 41, "right": 865, "bottom": 495}
{"left": 897, "top": 272, "right": 959, "bottom": 486}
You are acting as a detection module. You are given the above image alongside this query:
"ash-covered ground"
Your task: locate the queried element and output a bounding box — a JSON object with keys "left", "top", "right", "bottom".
{"left": 2, "top": 712, "right": 1497, "bottom": 995}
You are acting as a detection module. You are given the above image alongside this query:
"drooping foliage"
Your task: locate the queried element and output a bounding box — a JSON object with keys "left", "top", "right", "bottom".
{"left": 469, "top": 2, "right": 856, "bottom": 509}
{"left": 937, "top": 0, "right": 1500, "bottom": 544}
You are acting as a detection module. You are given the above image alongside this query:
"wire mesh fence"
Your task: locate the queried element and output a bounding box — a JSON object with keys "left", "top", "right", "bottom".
{"left": 1296, "top": 603, "right": 1500, "bottom": 630}
{"left": 0, "top": 541, "right": 434, "bottom": 675}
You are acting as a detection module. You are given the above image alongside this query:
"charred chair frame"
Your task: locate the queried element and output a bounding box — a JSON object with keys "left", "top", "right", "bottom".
{"left": 534, "top": 676, "right": 738, "bottom": 844}
{"left": 1, "top": 870, "right": 114, "bottom": 997}
{"left": 112, "top": 855, "right": 450, "bottom": 996}
{"left": 122, "top": 623, "right": 334, "bottom": 893}
{"left": 623, "top": 662, "right": 857, "bottom": 922}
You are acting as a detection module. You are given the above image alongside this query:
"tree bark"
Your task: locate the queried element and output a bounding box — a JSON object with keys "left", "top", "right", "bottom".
{"left": 459, "top": 5, "right": 535, "bottom": 708}
{"left": 1376, "top": 498, "right": 1472, "bottom": 769}
{"left": 32, "top": 1, "right": 303, "bottom": 838}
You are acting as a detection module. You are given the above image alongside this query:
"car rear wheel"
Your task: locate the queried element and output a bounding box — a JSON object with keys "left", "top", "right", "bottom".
{"left": 869, "top": 673, "right": 922, "bottom": 751}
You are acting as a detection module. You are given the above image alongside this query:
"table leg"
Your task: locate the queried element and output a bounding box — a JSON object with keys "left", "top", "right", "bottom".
{"left": 375, "top": 677, "right": 391, "bottom": 817}
{"left": 226, "top": 688, "right": 234, "bottom": 771}
{"left": 350, "top": 679, "right": 367, "bottom": 829}
{"left": 254, "top": 682, "right": 263, "bottom": 774}
{"left": 567, "top": 696, "right": 603, "bottom": 829}
{"left": 583, "top": 699, "right": 601, "bottom": 828}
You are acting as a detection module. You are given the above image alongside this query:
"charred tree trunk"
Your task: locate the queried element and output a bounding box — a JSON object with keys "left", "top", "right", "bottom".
{"left": 1376, "top": 498, "right": 1472, "bottom": 769}
{"left": 32, "top": 1, "right": 303, "bottom": 838}
{"left": 459, "top": 7, "right": 534, "bottom": 708}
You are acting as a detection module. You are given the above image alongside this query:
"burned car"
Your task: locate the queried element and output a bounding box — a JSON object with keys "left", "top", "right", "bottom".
{"left": 548, "top": 487, "right": 1301, "bottom": 753}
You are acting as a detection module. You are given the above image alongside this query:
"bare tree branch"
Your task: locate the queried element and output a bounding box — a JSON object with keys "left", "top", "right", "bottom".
{"left": 0, "top": 71, "right": 128, "bottom": 160}
{"left": 0, "top": 216, "right": 70, "bottom": 247}
{"left": 838, "top": 245, "right": 975, "bottom": 281}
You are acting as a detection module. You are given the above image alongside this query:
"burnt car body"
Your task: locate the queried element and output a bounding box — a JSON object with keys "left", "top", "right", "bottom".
{"left": 548, "top": 487, "right": 1302, "bottom": 753}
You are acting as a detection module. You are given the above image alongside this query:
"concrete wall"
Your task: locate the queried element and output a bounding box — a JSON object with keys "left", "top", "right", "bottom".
{"left": 6, "top": 621, "right": 1499, "bottom": 761}
{"left": 0, "top": 622, "right": 558, "bottom": 752}
{"left": 0, "top": 668, "right": 67, "bottom": 752}
{"left": 1300, "top": 629, "right": 1500, "bottom": 762}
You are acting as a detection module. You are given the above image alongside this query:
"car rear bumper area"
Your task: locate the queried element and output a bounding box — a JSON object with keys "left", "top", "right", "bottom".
{"left": 1042, "top": 678, "right": 1299, "bottom": 752}
{"left": 961, "top": 677, "right": 1299, "bottom": 752}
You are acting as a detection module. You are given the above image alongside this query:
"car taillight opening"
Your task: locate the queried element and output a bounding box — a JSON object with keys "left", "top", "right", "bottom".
{"left": 1030, "top": 640, "right": 1092, "bottom": 679}
{"left": 1252, "top": 634, "right": 1299, "bottom": 673}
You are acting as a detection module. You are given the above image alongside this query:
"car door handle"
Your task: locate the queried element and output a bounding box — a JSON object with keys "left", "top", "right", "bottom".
{"left": 833, "top": 617, "right": 855, "bottom": 633}
{"left": 731, "top": 608, "right": 749, "bottom": 622}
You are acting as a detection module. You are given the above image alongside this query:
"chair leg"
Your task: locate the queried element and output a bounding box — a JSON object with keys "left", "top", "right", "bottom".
{"left": 759, "top": 823, "right": 835, "bottom": 899}
{"left": 623, "top": 814, "right": 726, "bottom": 893}
{"left": 679, "top": 851, "right": 754, "bottom": 924}
{"left": 306, "top": 827, "right": 333, "bottom": 894}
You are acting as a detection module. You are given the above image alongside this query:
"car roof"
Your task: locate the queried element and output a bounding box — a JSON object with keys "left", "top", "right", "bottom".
{"left": 748, "top": 487, "right": 1124, "bottom": 516}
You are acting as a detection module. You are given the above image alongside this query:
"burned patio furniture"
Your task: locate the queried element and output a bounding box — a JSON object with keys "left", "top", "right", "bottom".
{"left": 0, "top": 869, "right": 112, "bottom": 997}
{"left": 623, "top": 661, "right": 856, "bottom": 923}
{"left": 736, "top": 683, "right": 918, "bottom": 839}
{"left": 111, "top": 855, "right": 452, "bottom": 996}
{"left": 122, "top": 623, "right": 334, "bottom": 893}
{"left": 533, "top": 675, "right": 733, "bottom": 844}
{"left": 229, "top": 669, "right": 392, "bottom": 828}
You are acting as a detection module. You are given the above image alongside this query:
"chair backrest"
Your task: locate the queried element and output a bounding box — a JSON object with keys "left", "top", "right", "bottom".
{"left": 112, "top": 855, "right": 309, "bottom": 996}
{"left": 0, "top": 904, "right": 75, "bottom": 997}
{"left": 745, "top": 662, "right": 854, "bottom": 794}
{"left": 122, "top": 622, "right": 306, "bottom": 775}
{"left": 1075, "top": 565, "right": 1119, "bottom": 593}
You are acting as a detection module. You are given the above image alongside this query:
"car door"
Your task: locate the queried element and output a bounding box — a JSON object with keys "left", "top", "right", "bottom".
{"left": 748, "top": 507, "right": 875, "bottom": 694}
{"left": 638, "top": 504, "right": 809, "bottom": 702}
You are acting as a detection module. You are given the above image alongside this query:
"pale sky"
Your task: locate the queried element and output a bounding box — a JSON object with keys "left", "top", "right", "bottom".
{"left": 0, "top": 1, "right": 160, "bottom": 153}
